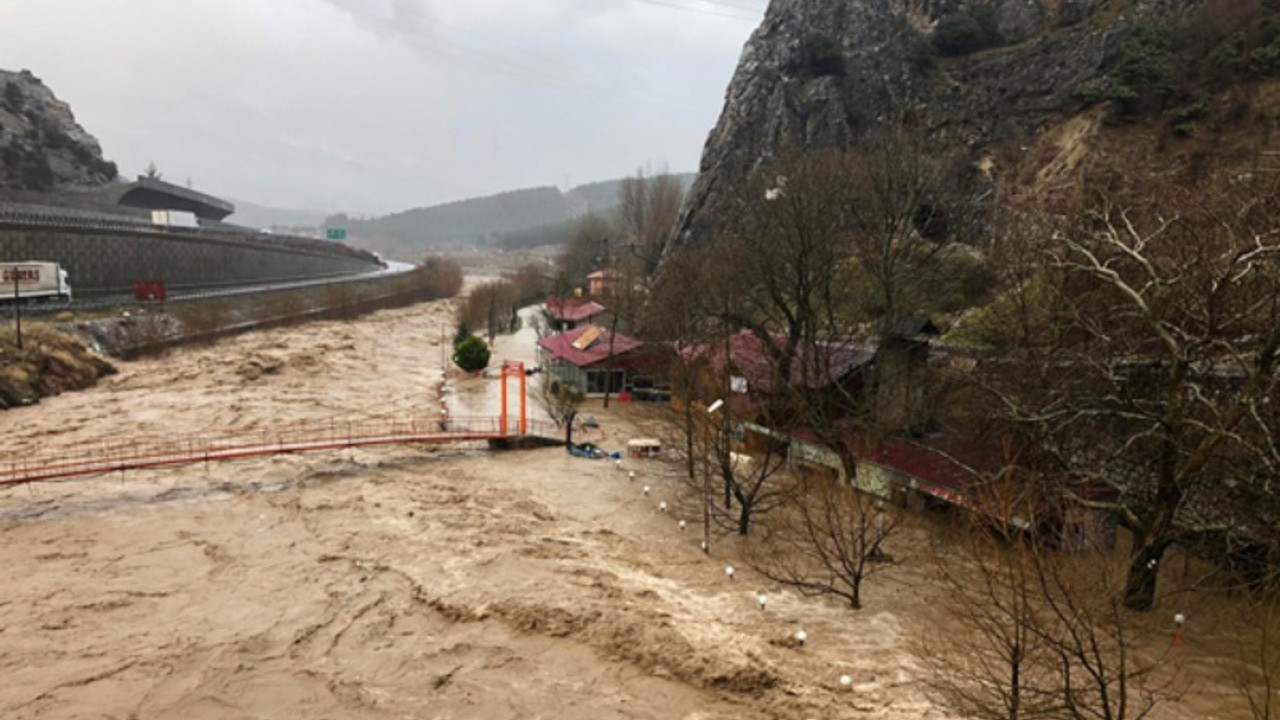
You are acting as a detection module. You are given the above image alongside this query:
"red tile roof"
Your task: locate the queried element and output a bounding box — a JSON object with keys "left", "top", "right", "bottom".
{"left": 538, "top": 325, "right": 644, "bottom": 368}
{"left": 683, "top": 330, "right": 874, "bottom": 393}
{"left": 791, "top": 424, "right": 1116, "bottom": 514}
{"left": 544, "top": 298, "right": 606, "bottom": 323}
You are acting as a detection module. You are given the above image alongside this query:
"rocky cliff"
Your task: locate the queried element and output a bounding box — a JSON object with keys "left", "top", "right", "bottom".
{"left": 669, "top": 0, "right": 1278, "bottom": 249}
{"left": 0, "top": 69, "right": 117, "bottom": 193}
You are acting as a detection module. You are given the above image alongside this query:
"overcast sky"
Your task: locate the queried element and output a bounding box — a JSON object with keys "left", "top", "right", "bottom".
{"left": 0, "top": 0, "right": 765, "bottom": 215}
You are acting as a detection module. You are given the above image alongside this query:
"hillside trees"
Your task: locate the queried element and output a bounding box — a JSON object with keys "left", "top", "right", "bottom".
{"left": 649, "top": 131, "right": 983, "bottom": 541}
{"left": 617, "top": 169, "right": 686, "bottom": 279}
{"left": 556, "top": 213, "right": 614, "bottom": 295}
{"left": 966, "top": 181, "right": 1280, "bottom": 610}
{"left": 685, "top": 132, "right": 984, "bottom": 450}
{"left": 457, "top": 263, "right": 548, "bottom": 342}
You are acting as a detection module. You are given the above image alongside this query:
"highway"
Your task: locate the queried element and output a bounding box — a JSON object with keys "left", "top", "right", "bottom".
{"left": 1, "top": 260, "right": 416, "bottom": 316}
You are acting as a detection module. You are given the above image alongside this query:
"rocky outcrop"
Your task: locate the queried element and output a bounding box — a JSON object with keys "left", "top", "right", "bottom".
{"left": 0, "top": 69, "right": 118, "bottom": 192}
{"left": 668, "top": 0, "right": 1200, "bottom": 250}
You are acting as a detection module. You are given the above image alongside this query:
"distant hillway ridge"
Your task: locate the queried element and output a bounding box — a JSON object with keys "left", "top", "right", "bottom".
{"left": 326, "top": 174, "right": 695, "bottom": 255}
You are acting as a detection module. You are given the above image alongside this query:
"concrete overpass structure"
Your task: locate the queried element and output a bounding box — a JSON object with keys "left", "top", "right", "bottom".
{"left": 106, "top": 176, "right": 236, "bottom": 221}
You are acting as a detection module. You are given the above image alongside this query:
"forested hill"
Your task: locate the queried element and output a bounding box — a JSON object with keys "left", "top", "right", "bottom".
{"left": 330, "top": 173, "right": 694, "bottom": 256}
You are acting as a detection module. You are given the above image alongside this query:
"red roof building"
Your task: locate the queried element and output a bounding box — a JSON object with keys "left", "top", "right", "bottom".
{"left": 786, "top": 424, "right": 1118, "bottom": 551}
{"left": 543, "top": 298, "right": 607, "bottom": 331}
{"left": 537, "top": 324, "right": 650, "bottom": 396}
{"left": 681, "top": 330, "right": 874, "bottom": 416}
{"left": 586, "top": 268, "right": 622, "bottom": 298}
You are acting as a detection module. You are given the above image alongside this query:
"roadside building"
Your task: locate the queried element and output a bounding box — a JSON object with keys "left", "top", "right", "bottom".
{"left": 543, "top": 297, "right": 607, "bottom": 332}
{"left": 538, "top": 324, "right": 664, "bottom": 397}
{"left": 679, "top": 329, "right": 875, "bottom": 427}
{"left": 787, "top": 426, "right": 1117, "bottom": 551}
{"left": 586, "top": 268, "right": 622, "bottom": 299}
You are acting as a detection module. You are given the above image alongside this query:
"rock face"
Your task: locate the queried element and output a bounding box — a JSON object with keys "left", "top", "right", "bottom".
{"left": 0, "top": 69, "right": 117, "bottom": 192}
{"left": 669, "top": 0, "right": 1197, "bottom": 249}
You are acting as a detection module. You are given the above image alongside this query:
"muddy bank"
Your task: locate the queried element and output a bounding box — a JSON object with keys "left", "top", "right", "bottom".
{"left": 0, "top": 324, "right": 115, "bottom": 409}
{"left": 77, "top": 265, "right": 460, "bottom": 359}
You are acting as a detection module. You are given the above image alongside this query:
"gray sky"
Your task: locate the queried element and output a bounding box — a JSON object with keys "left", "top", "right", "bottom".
{"left": 0, "top": 0, "right": 764, "bottom": 214}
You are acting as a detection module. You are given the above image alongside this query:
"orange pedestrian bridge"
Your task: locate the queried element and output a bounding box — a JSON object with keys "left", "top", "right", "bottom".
{"left": 0, "top": 361, "right": 563, "bottom": 488}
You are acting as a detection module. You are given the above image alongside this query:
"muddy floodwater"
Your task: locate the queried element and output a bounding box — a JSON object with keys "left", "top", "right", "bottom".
{"left": 0, "top": 297, "right": 1229, "bottom": 719}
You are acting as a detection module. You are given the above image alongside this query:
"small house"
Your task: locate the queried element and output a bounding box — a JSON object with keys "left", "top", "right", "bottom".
{"left": 587, "top": 268, "right": 622, "bottom": 299}
{"left": 543, "top": 297, "right": 607, "bottom": 332}
{"left": 787, "top": 426, "right": 1117, "bottom": 552}
{"left": 538, "top": 324, "right": 658, "bottom": 397}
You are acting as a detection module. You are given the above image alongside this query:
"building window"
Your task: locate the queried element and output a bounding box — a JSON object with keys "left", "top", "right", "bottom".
{"left": 586, "top": 369, "right": 626, "bottom": 394}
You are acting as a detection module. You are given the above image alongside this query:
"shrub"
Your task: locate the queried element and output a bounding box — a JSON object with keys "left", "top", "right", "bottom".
{"left": 933, "top": 4, "right": 1003, "bottom": 57}
{"left": 415, "top": 255, "right": 463, "bottom": 299}
{"left": 1057, "top": 0, "right": 1089, "bottom": 27}
{"left": 96, "top": 159, "right": 119, "bottom": 180}
{"left": 1250, "top": 38, "right": 1280, "bottom": 74}
{"left": 19, "top": 151, "right": 54, "bottom": 191}
{"left": 798, "top": 34, "right": 846, "bottom": 78}
{"left": 1202, "top": 32, "right": 1247, "bottom": 75}
{"left": 3, "top": 83, "right": 23, "bottom": 113}
{"left": 1091, "top": 23, "right": 1179, "bottom": 121}
{"left": 453, "top": 335, "right": 491, "bottom": 373}
{"left": 933, "top": 13, "right": 987, "bottom": 56}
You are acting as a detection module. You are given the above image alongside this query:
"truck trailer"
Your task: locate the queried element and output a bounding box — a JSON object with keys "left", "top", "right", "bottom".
{"left": 0, "top": 261, "right": 72, "bottom": 303}
{"left": 150, "top": 209, "right": 200, "bottom": 229}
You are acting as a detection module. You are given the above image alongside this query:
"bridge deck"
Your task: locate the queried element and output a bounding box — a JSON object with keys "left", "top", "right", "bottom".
{"left": 0, "top": 413, "right": 562, "bottom": 487}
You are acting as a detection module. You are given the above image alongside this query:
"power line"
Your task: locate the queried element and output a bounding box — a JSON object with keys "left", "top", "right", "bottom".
{"left": 618, "top": 0, "right": 761, "bottom": 22}
{"left": 297, "top": 0, "right": 733, "bottom": 113}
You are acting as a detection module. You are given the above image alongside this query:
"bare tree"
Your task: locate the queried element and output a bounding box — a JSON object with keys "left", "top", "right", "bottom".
{"left": 1232, "top": 588, "right": 1280, "bottom": 720}
{"left": 1033, "top": 552, "right": 1177, "bottom": 720}
{"left": 536, "top": 375, "right": 584, "bottom": 447}
{"left": 556, "top": 213, "right": 614, "bottom": 295}
{"left": 916, "top": 492, "right": 1180, "bottom": 720}
{"left": 707, "top": 411, "right": 792, "bottom": 535}
{"left": 749, "top": 473, "right": 900, "bottom": 608}
{"left": 970, "top": 184, "right": 1280, "bottom": 610}
{"left": 619, "top": 168, "right": 686, "bottom": 279}
{"left": 917, "top": 516, "right": 1063, "bottom": 720}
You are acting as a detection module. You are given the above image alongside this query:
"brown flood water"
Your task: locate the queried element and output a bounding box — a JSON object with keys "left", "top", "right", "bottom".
{"left": 0, "top": 296, "right": 1240, "bottom": 719}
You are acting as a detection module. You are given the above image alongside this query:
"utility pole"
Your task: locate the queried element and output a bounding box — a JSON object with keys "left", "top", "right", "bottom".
{"left": 703, "top": 416, "right": 712, "bottom": 555}
{"left": 12, "top": 269, "right": 22, "bottom": 350}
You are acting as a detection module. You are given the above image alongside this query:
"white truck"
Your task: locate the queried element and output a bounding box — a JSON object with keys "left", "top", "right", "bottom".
{"left": 0, "top": 261, "right": 72, "bottom": 303}
{"left": 150, "top": 209, "right": 200, "bottom": 229}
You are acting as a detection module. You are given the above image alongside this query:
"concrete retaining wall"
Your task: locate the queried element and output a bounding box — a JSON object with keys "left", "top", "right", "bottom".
{"left": 0, "top": 217, "right": 379, "bottom": 296}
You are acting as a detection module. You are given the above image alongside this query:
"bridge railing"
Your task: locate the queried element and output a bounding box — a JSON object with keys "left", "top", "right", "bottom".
{"left": 0, "top": 411, "right": 565, "bottom": 486}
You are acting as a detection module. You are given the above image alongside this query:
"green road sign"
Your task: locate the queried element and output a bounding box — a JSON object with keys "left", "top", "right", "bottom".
{"left": 326, "top": 228, "right": 347, "bottom": 240}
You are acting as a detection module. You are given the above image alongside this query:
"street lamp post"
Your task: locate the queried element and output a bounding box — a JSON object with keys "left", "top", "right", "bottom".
{"left": 704, "top": 399, "right": 724, "bottom": 554}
